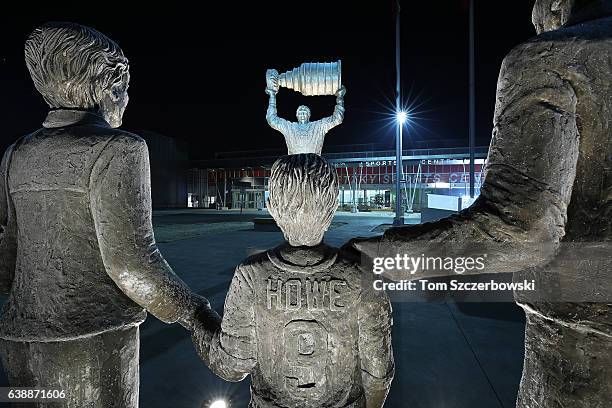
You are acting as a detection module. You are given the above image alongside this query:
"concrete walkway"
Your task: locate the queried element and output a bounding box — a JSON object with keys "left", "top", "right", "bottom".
{"left": 0, "top": 210, "right": 525, "bottom": 408}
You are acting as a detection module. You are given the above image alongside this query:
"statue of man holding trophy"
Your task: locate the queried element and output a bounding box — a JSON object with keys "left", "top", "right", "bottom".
{"left": 266, "top": 61, "right": 346, "bottom": 155}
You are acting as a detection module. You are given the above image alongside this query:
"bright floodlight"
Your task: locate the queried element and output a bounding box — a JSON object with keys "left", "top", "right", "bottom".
{"left": 397, "top": 111, "right": 408, "bottom": 124}
{"left": 209, "top": 400, "right": 227, "bottom": 408}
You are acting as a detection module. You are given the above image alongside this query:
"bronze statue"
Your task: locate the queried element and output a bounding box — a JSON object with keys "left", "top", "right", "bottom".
{"left": 0, "top": 22, "right": 207, "bottom": 407}
{"left": 192, "top": 154, "right": 394, "bottom": 407}
{"left": 265, "top": 63, "right": 346, "bottom": 155}
{"left": 352, "top": 1, "right": 612, "bottom": 406}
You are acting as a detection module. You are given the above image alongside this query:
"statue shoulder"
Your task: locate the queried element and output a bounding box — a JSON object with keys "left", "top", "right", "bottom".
{"left": 502, "top": 18, "right": 612, "bottom": 73}
{"left": 103, "top": 129, "right": 148, "bottom": 153}
{"left": 237, "top": 250, "right": 272, "bottom": 272}
{"left": 338, "top": 241, "right": 362, "bottom": 263}
{"left": 500, "top": 40, "right": 546, "bottom": 74}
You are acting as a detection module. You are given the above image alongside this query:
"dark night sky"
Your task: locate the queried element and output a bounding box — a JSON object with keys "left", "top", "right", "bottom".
{"left": 0, "top": 1, "right": 536, "bottom": 159}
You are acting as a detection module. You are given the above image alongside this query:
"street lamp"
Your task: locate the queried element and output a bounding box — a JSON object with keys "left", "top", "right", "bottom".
{"left": 209, "top": 400, "right": 227, "bottom": 408}
{"left": 394, "top": 110, "right": 407, "bottom": 226}
{"left": 393, "top": 0, "right": 404, "bottom": 226}
{"left": 397, "top": 111, "right": 407, "bottom": 124}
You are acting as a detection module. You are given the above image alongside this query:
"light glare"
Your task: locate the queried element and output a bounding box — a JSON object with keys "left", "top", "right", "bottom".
{"left": 210, "top": 400, "right": 227, "bottom": 408}
{"left": 397, "top": 111, "right": 408, "bottom": 124}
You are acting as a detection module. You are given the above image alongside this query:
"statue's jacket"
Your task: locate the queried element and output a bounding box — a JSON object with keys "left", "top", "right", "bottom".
{"left": 266, "top": 99, "right": 344, "bottom": 155}
{"left": 0, "top": 110, "right": 194, "bottom": 342}
{"left": 506, "top": 14, "right": 612, "bottom": 325}
{"left": 376, "top": 14, "right": 612, "bottom": 330}
{"left": 363, "top": 13, "right": 612, "bottom": 406}
{"left": 198, "top": 244, "right": 394, "bottom": 408}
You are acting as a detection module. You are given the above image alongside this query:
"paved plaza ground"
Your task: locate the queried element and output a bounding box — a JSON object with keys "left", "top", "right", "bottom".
{"left": 0, "top": 209, "right": 526, "bottom": 408}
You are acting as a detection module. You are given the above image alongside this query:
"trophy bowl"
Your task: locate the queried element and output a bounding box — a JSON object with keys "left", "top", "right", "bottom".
{"left": 277, "top": 60, "right": 342, "bottom": 96}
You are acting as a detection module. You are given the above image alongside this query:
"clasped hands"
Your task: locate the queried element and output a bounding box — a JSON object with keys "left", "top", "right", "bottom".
{"left": 178, "top": 294, "right": 221, "bottom": 362}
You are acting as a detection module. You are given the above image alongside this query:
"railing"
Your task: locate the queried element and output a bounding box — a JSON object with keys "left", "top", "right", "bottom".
{"left": 195, "top": 146, "right": 489, "bottom": 169}
{"left": 322, "top": 146, "right": 488, "bottom": 162}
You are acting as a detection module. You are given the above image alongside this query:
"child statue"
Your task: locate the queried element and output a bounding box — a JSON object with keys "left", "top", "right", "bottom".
{"left": 192, "top": 153, "right": 394, "bottom": 408}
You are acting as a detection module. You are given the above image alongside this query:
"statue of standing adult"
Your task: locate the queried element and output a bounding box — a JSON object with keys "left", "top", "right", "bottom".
{"left": 265, "top": 62, "right": 346, "bottom": 155}
{"left": 0, "top": 22, "right": 208, "bottom": 407}
{"left": 352, "top": 1, "right": 612, "bottom": 406}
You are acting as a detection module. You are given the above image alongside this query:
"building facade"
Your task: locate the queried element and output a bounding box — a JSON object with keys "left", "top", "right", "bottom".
{"left": 139, "top": 130, "right": 189, "bottom": 209}
{"left": 187, "top": 146, "right": 488, "bottom": 212}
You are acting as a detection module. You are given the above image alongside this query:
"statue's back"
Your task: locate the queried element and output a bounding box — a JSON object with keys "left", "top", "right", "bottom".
{"left": 0, "top": 116, "right": 145, "bottom": 342}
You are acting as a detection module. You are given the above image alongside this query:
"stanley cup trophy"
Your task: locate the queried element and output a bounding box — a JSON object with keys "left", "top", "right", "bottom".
{"left": 277, "top": 60, "right": 342, "bottom": 96}
{"left": 266, "top": 61, "right": 346, "bottom": 155}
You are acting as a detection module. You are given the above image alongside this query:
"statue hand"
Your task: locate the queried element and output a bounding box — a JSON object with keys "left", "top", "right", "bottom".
{"left": 178, "top": 294, "right": 218, "bottom": 331}
{"left": 190, "top": 304, "right": 222, "bottom": 365}
{"left": 336, "top": 85, "right": 346, "bottom": 98}
{"left": 266, "top": 69, "right": 280, "bottom": 93}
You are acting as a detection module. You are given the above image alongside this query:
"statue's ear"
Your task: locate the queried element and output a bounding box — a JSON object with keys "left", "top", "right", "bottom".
{"left": 103, "top": 68, "right": 129, "bottom": 103}
{"left": 551, "top": 0, "right": 563, "bottom": 11}
{"left": 266, "top": 198, "right": 277, "bottom": 220}
{"left": 105, "top": 82, "right": 125, "bottom": 102}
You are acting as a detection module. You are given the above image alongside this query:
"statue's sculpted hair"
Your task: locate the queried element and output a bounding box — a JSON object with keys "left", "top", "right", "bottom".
{"left": 296, "top": 105, "right": 311, "bottom": 116}
{"left": 24, "top": 22, "right": 129, "bottom": 109}
{"left": 268, "top": 154, "right": 339, "bottom": 246}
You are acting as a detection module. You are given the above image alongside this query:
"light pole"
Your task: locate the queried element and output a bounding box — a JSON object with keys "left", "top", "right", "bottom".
{"left": 393, "top": 0, "right": 404, "bottom": 226}
{"left": 468, "top": 0, "right": 476, "bottom": 197}
{"left": 394, "top": 111, "right": 407, "bottom": 225}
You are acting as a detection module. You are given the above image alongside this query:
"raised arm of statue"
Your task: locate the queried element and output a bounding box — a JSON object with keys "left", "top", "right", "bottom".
{"left": 90, "top": 134, "right": 208, "bottom": 328}
{"left": 191, "top": 264, "right": 257, "bottom": 382}
{"left": 266, "top": 90, "right": 289, "bottom": 132}
{"left": 0, "top": 145, "right": 18, "bottom": 294}
{"left": 352, "top": 45, "right": 579, "bottom": 280}
{"left": 265, "top": 70, "right": 291, "bottom": 133}
{"left": 320, "top": 85, "right": 346, "bottom": 133}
